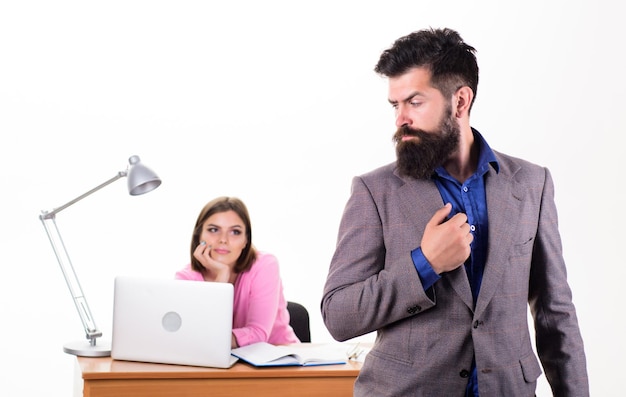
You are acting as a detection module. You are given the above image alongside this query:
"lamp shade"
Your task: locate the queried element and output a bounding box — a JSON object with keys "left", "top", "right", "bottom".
{"left": 127, "top": 155, "right": 162, "bottom": 196}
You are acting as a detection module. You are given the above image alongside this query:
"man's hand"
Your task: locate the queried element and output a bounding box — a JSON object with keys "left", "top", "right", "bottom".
{"left": 420, "top": 203, "right": 473, "bottom": 274}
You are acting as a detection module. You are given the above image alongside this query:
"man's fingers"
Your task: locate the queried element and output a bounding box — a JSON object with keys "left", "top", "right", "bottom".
{"left": 448, "top": 212, "right": 469, "bottom": 227}
{"left": 428, "top": 203, "right": 453, "bottom": 226}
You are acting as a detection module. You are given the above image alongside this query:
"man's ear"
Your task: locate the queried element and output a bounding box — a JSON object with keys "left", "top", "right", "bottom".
{"left": 454, "top": 86, "right": 474, "bottom": 118}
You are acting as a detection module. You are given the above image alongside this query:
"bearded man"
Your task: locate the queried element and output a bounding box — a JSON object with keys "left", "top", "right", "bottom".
{"left": 321, "top": 28, "right": 588, "bottom": 397}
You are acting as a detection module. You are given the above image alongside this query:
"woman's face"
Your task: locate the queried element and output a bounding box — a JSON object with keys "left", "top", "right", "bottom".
{"left": 199, "top": 210, "right": 247, "bottom": 267}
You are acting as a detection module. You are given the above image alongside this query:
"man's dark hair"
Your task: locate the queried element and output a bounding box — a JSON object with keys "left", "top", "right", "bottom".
{"left": 375, "top": 28, "right": 479, "bottom": 112}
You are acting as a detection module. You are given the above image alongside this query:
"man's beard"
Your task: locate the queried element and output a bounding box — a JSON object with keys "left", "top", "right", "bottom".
{"left": 392, "top": 107, "right": 460, "bottom": 179}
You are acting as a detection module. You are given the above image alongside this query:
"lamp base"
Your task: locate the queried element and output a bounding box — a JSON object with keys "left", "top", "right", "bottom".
{"left": 63, "top": 340, "right": 111, "bottom": 357}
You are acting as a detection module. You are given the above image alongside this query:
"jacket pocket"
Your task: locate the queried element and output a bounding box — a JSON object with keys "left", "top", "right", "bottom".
{"left": 520, "top": 353, "right": 542, "bottom": 383}
{"left": 512, "top": 236, "right": 534, "bottom": 257}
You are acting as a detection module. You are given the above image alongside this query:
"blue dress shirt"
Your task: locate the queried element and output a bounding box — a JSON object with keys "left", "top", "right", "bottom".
{"left": 410, "top": 129, "right": 499, "bottom": 397}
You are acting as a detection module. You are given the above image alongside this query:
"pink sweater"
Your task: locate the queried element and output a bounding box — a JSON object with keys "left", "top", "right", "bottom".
{"left": 175, "top": 251, "right": 299, "bottom": 347}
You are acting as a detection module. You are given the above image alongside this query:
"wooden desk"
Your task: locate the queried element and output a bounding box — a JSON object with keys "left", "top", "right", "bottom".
{"left": 76, "top": 356, "right": 362, "bottom": 397}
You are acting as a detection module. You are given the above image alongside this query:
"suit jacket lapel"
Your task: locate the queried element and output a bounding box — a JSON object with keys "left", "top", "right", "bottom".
{"left": 474, "top": 159, "right": 524, "bottom": 317}
{"left": 395, "top": 174, "right": 443, "bottom": 224}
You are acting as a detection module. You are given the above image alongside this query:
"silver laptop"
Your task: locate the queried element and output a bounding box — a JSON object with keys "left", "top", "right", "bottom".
{"left": 111, "top": 276, "right": 238, "bottom": 368}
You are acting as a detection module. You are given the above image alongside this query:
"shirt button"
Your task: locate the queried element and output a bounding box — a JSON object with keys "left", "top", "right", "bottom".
{"left": 470, "top": 225, "right": 476, "bottom": 232}
{"left": 463, "top": 186, "right": 469, "bottom": 192}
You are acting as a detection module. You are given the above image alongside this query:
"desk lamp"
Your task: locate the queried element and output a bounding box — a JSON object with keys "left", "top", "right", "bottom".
{"left": 39, "top": 155, "right": 161, "bottom": 357}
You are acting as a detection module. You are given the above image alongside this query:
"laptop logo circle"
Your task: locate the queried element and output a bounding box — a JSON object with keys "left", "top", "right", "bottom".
{"left": 162, "top": 311, "right": 182, "bottom": 332}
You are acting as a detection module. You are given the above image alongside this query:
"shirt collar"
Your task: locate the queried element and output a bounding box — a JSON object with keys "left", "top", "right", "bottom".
{"left": 473, "top": 128, "right": 499, "bottom": 175}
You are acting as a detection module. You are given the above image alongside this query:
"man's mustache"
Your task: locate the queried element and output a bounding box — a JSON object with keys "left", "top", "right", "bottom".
{"left": 392, "top": 125, "right": 428, "bottom": 144}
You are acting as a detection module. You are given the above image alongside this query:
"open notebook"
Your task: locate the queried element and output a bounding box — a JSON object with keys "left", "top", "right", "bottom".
{"left": 232, "top": 342, "right": 347, "bottom": 367}
{"left": 111, "top": 276, "right": 238, "bottom": 368}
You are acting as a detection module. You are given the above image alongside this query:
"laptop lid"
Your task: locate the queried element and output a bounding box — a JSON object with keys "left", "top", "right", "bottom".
{"left": 111, "top": 276, "right": 238, "bottom": 368}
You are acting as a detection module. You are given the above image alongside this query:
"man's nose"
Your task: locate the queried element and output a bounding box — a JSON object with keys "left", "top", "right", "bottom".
{"left": 395, "top": 107, "right": 412, "bottom": 128}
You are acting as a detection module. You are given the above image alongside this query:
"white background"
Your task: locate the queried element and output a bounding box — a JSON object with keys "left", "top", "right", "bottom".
{"left": 1, "top": 1, "right": 622, "bottom": 395}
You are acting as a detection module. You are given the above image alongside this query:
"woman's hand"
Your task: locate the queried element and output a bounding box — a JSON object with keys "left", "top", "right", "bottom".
{"left": 193, "top": 241, "right": 231, "bottom": 282}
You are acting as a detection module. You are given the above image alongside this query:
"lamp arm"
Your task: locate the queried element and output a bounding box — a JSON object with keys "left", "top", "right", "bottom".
{"left": 40, "top": 216, "right": 102, "bottom": 344}
{"left": 39, "top": 170, "right": 127, "bottom": 347}
{"left": 40, "top": 171, "right": 127, "bottom": 220}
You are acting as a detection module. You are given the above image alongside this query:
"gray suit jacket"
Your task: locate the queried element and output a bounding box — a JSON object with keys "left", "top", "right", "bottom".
{"left": 321, "top": 151, "right": 588, "bottom": 396}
